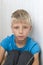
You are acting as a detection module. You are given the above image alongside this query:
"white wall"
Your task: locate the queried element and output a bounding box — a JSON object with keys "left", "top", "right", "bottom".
{"left": 0, "top": 0, "right": 2, "bottom": 40}
{"left": 0, "top": 0, "right": 43, "bottom": 64}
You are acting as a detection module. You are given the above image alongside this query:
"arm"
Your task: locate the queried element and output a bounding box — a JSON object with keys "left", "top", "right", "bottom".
{"left": 0, "top": 46, "right": 5, "bottom": 64}
{"left": 32, "top": 53, "right": 39, "bottom": 65}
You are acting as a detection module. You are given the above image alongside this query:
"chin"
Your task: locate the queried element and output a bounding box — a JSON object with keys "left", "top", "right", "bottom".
{"left": 17, "top": 37, "right": 26, "bottom": 41}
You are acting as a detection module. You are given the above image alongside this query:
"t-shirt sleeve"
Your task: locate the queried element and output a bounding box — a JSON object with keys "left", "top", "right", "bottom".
{"left": 31, "top": 43, "right": 41, "bottom": 54}
{"left": 0, "top": 36, "right": 9, "bottom": 51}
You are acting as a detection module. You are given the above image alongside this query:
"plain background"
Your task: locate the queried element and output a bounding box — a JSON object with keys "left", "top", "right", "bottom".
{"left": 0, "top": 0, "right": 43, "bottom": 64}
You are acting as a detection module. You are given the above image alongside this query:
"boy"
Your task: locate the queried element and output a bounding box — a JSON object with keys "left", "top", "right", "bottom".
{"left": 0, "top": 9, "right": 40, "bottom": 65}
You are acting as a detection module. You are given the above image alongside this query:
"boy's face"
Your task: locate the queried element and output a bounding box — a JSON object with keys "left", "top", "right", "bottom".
{"left": 11, "top": 19, "right": 32, "bottom": 41}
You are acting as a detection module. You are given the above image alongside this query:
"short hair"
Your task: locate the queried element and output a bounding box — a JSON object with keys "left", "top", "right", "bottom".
{"left": 11, "top": 9, "right": 32, "bottom": 26}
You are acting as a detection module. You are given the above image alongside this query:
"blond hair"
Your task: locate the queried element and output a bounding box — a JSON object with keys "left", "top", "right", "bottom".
{"left": 11, "top": 9, "right": 32, "bottom": 26}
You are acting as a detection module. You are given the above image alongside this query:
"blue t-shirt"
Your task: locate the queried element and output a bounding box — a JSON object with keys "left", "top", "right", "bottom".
{"left": 0, "top": 34, "right": 40, "bottom": 55}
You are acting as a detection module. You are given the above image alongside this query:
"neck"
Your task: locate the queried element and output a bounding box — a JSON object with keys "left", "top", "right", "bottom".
{"left": 15, "top": 38, "right": 27, "bottom": 46}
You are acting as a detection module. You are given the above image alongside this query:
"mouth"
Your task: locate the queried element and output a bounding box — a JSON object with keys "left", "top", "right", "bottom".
{"left": 16, "top": 36, "right": 25, "bottom": 40}
{"left": 18, "top": 36, "right": 24, "bottom": 38}
{"left": 18, "top": 36, "right": 24, "bottom": 37}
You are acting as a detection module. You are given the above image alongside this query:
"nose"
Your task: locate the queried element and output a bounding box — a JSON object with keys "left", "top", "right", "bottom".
{"left": 19, "top": 28, "right": 23, "bottom": 34}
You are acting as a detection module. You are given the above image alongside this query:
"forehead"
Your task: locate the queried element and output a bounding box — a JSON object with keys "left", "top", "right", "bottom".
{"left": 11, "top": 23, "right": 29, "bottom": 27}
{"left": 11, "top": 18, "right": 30, "bottom": 25}
{"left": 12, "top": 23, "right": 29, "bottom": 27}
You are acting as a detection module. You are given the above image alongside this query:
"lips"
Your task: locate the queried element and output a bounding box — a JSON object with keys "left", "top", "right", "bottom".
{"left": 18, "top": 36, "right": 24, "bottom": 37}
{"left": 18, "top": 36, "right": 24, "bottom": 38}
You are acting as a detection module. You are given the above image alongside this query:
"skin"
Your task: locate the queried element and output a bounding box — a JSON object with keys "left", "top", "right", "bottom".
{"left": 0, "top": 46, "right": 5, "bottom": 63}
{"left": 11, "top": 20, "right": 32, "bottom": 46}
{"left": 0, "top": 19, "right": 39, "bottom": 65}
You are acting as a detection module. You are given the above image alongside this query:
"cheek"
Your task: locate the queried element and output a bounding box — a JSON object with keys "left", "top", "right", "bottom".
{"left": 12, "top": 29, "right": 19, "bottom": 35}
{"left": 12, "top": 29, "right": 16, "bottom": 34}
{"left": 23, "top": 29, "right": 30, "bottom": 35}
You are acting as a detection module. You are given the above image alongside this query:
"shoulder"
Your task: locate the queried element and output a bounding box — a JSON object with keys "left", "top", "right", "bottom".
{"left": 27, "top": 37, "right": 37, "bottom": 46}
{"left": 1, "top": 34, "right": 15, "bottom": 43}
{"left": 0, "top": 34, "right": 14, "bottom": 50}
{"left": 27, "top": 37, "right": 41, "bottom": 54}
{"left": 0, "top": 34, "right": 13, "bottom": 43}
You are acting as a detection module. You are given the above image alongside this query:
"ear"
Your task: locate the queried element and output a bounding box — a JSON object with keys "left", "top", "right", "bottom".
{"left": 11, "top": 25, "right": 13, "bottom": 33}
{"left": 11, "top": 24, "right": 12, "bottom": 28}
{"left": 30, "top": 25, "right": 32, "bottom": 31}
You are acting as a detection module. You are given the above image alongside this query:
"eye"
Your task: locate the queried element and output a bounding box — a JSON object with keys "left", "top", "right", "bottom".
{"left": 23, "top": 26, "right": 28, "bottom": 29}
{"left": 13, "top": 26, "right": 19, "bottom": 29}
